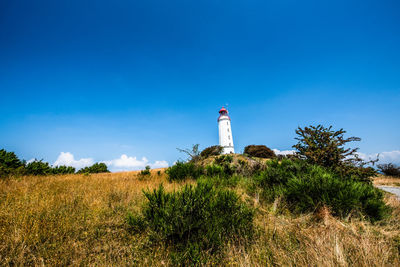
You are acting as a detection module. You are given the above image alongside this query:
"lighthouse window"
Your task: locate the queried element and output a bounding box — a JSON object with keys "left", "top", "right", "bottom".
{"left": 229, "top": 143, "right": 231, "bottom": 146}
{"left": 227, "top": 128, "right": 229, "bottom": 132}
{"left": 228, "top": 135, "right": 230, "bottom": 140}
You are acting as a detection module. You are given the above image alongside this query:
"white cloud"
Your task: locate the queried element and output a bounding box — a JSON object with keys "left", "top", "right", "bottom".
{"left": 53, "top": 152, "right": 94, "bottom": 169}
{"left": 103, "top": 154, "right": 169, "bottom": 172}
{"left": 273, "top": 149, "right": 296, "bottom": 156}
{"left": 151, "top": 160, "right": 169, "bottom": 169}
{"left": 53, "top": 152, "right": 169, "bottom": 172}
{"left": 357, "top": 150, "right": 400, "bottom": 165}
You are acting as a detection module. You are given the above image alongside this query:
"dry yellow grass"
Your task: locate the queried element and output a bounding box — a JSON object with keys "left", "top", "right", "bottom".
{"left": 1, "top": 170, "right": 399, "bottom": 266}
{"left": 373, "top": 174, "right": 400, "bottom": 187}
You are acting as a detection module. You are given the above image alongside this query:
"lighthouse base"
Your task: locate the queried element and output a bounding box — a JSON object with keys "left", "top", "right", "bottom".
{"left": 222, "top": 146, "right": 235, "bottom": 154}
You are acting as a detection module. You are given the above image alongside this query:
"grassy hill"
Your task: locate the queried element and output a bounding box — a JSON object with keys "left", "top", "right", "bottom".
{"left": 1, "top": 168, "right": 399, "bottom": 266}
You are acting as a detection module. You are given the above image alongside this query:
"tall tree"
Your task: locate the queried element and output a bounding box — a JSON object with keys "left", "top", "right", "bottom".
{"left": 293, "top": 125, "right": 362, "bottom": 168}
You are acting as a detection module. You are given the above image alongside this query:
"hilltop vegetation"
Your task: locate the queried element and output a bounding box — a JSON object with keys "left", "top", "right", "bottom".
{"left": 0, "top": 149, "right": 109, "bottom": 177}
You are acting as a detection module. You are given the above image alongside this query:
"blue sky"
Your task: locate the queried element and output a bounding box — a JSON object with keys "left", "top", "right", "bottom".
{"left": 1, "top": 0, "right": 399, "bottom": 170}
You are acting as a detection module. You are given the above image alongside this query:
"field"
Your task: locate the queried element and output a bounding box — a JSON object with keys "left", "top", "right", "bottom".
{"left": 374, "top": 175, "right": 400, "bottom": 187}
{"left": 1, "top": 171, "right": 400, "bottom": 266}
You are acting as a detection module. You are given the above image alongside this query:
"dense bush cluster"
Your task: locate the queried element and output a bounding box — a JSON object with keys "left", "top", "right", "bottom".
{"left": 244, "top": 145, "right": 276, "bottom": 159}
{"left": 0, "top": 149, "right": 25, "bottom": 177}
{"left": 52, "top": 165, "right": 76, "bottom": 174}
{"left": 166, "top": 161, "right": 203, "bottom": 182}
{"left": 25, "top": 160, "right": 52, "bottom": 175}
{"left": 127, "top": 182, "right": 254, "bottom": 264}
{"left": 378, "top": 163, "right": 400, "bottom": 177}
{"left": 166, "top": 155, "right": 263, "bottom": 182}
{"left": 0, "top": 148, "right": 109, "bottom": 177}
{"left": 253, "top": 159, "right": 388, "bottom": 221}
{"left": 285, "top": 168, "right": 387, "bottom": 221}
{"left": 77, "top": 163, "right": 109, "bottom": 174}
{"left": 200, "top": 145, "right": 223, "bottom": 158}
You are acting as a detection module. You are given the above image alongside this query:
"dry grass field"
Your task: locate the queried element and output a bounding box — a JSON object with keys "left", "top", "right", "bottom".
{"left": 373, "top": 174, "right": 400, "bottom": 187}
{"left": 1, "top": 170, "right": 400, "bottom": 266}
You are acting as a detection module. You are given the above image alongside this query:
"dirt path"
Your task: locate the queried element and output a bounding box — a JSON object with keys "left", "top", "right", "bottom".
{"left": 378, "top": 186, "right": 400, "bottom": 199}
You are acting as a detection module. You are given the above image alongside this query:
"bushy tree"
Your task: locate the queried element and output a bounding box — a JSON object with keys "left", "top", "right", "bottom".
{"left": 52, "top": 165, "right": 76, "bottom": 175}
{"left": 25, "top": 160, "right": 52, "bottom": 176}
{"left": 0, "top": 149, "right": 25, "bottom": 177}
{"left": 200, "top": 145, "right": 223, "bottom": 158}
{"left": 244, "top": 145, "right": 276, "bottom": 159}
{"left": 292, "top": 125, "right": 379, "bottom": 182}
{"left": 378, "top": 163, "right": 400, "bottom": 177}
{"left": 293, "top": 125, "right": 361, "bottom": 168}
{"left": 77, "top": 163, "right": 109, "bottom": 174}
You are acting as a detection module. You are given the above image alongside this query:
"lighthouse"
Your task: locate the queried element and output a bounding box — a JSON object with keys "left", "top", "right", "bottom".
{"left": 218, "top": 107, "right": 235, "bottom": 154}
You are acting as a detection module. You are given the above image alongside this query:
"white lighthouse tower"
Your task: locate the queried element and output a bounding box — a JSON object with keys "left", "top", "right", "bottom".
{"left": 218, "top": 107, "right": 235, "bottom": 154}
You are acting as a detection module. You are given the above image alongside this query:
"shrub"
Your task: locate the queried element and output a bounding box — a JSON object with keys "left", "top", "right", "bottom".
{"left": 215, "top": 155, "right": 233, "bottom": 164}
{"left": 336, "top": 165, "right": 378, "bottom": 183}
{"left": 166, "top": 161, "right": 203, "bottom": 182}
{"left": 128, "top": 182, "right": 254, "bottom": 264}
{"left": 140, "top": 165, "right": 151, "bottom": 176}
{"left": 25, "top": 160, "right": 52, "bottom": 176}
{"left": 244, "top": 145, "right": 276, "bottom": 159}
{"left": 284, "top": 167, "right": 389, "bottom": 221}
{"left": 255, "top": 159, "right": 302, "bottom": 187}
{"left": 253, "top": 159, "right": 388, "bottom": 221}
{"left": 77, "top": 163, "right": 109, "bottom": 174}
{"left": 378, "top": 163, "right": 400, "bottom": 177}
{"left": 52, "top": 165, "right": 76, "bottom": 175}
{"left": 254, "top": 159, "right": 313, "bottom": 201}
{"left": 205, "top": 164, "right": 225, "bottom": 177}
{"left": 200, "top": 145, "right": 223, "bottom": 158}
{"left": 0, "top": 149, "right": 25, "bottom": 178}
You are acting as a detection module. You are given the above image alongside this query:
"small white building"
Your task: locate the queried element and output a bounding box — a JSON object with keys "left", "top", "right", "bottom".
{"left": 218, "top": 107, "right": 235, "bottom": 154}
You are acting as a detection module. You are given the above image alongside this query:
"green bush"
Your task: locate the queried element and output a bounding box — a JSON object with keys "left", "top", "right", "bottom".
{"left": 378, "top": 163, "right": 400, "bottom": 177}
{"left": 254, "top": 159, "right": 309, "bottom": 187}
{"left": 254, "top": 159, "right": 389, "bottom": 221}
{"left": 205, "top": 164, "right": 225, "bottom": 177}
{"left": 77, "top": 163, "right": 109, "bottom": 174}
{"left": 0, "top": 149, "right": 25, "bottom": 178}
{"left": 335, "top": 165, "right": 378, "bottom": 183}
{"left": 140, "top": 165, "right": 151, "bottom": 176}
{"left": 128, "top": 182, "right": 254, "bottom": 264}
{"left": 166, "top": 161, "right": 203, "bottom": 182}
{"left": 200, "top": 145, "right": 223, "bottom": 158}
{"left": 253, "top": 159, "right": 311, "bottom": 201}
{"left": 284, "top": 167, "right": 389, "bottom": 221}
{"left": 25, "top": 160, "right": 52, "bottom": 176}
{"left": 244, "top": 145, "right": 276, "bottom": 159}
{"left": 215, "top": 155, "right": 233, "bottom": 164}
{"left": 52, "top": 165, "right": 76, "bottom": 174}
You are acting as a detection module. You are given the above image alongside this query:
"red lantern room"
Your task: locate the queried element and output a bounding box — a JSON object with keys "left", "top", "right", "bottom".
{"left": 218, "top": 107, "right": 230, "bottom": 121}
{"left": 219, "top": 107, "right": 228, "bottom": 115}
